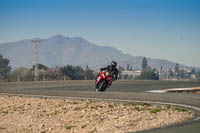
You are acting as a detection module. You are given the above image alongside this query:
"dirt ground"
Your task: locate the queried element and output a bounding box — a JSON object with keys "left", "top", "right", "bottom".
{"left": 194, "top": 91, "right": 200, "bottom": 94}
{"left": 0, "top": 96, "right": 194, "bottom": 133}
{"left": 194, "top": 88, "right": 200, "bottom": 94}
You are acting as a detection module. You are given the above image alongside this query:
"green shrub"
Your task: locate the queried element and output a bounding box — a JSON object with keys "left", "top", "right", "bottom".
{"left": 133, "top": 107, "right": 141, "bottom": 111}
{"left": 150, "top": 108, "right": 161, "bottom": 113}
{"left": 66, "top": 126, "right": 73, "bottom": 129}
{"left": 175, "top": 107, "right": 187, "bottom": 112}
{"left": 140, "top": 102, "right": 150, "bottom": 106}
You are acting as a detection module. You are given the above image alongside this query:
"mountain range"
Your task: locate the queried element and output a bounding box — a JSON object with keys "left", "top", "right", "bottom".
{"left": 0, "top": 34, "right": 199, "bottom": 71}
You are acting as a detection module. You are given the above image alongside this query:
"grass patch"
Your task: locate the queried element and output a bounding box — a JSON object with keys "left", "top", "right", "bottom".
{"left": 2, "top": 110, "right": 8, "bottom": 114}
{"left": 108, "top": 104, "right": 114, "bottom": 108}
{"left": 166, "top": 105, "right": 171, "bottom": 109}
{"left": 42, "top": 110, "right": 46, "bottom": 113}
{"left": 175, "top": 107, "right": 187, "bottom": 112}
{"left": 96, "top": 105, "right": 104, "bottom": 109}
{"left": 133, "top": 107, "right": 141, "bottom": 111}
{"left": 72, "top": 101, "right": 79, "bottom": 105}
{"left": 74, "top": 107, "right": 81, "bottom": 111}
{"left": 91, "top": 106, "right": 98, "bottom": 110}
{"left": 150, "top": 108, "right": 161, "bottom": 113}
{"left": 65, "top": 125, "right": 74, "bottom": 130}
{"left": 140, "top": 102, "right": 150, "bottom": 106}
{"left": 62, "top": 107, "right": 67, "bottom": 110}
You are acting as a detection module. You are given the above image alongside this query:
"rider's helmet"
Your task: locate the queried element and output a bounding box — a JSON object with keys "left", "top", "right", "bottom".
{"left": 111, "top": 61, "right": 117, "bottom": 68}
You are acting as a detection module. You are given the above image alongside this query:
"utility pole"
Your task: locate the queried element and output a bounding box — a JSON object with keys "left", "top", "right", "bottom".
{"left": 32, "top": 40, "right": 41, "bottom": 81}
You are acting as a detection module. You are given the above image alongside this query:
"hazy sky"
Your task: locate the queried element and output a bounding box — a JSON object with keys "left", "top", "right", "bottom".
{"left": 0, "top": 0, "right": 200, "bottom": 67}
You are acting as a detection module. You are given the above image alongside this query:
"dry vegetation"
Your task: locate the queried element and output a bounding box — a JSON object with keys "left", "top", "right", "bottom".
{"left": 0, "top": 96, "right": 194, "bottom": 133}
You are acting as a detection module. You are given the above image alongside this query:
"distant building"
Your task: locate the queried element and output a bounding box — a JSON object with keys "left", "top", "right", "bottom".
{"left": 120, "top": 70, "right": 142, "bottom": 79}
{"left": 159, "top": 68, "right": 196, "bottom": 81}
{"left": 159, "top": 72, "right": 168, "bottom": 80}
{"left": 191, "top": 74, "right": 196, "bottom": 79}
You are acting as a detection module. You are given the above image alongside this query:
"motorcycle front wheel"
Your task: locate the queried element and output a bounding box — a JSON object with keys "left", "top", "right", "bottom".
{"left": 96, "top": 80, "right": 107, "bottom": 91}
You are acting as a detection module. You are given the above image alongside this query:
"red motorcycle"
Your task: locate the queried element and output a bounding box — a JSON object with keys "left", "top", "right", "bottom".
{"left": 95, "top": 70, "right": 113, "bottom": 91}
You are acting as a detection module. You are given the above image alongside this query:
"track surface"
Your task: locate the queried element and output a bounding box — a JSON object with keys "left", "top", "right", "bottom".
{"left": 0, "top": 80, "right": 200, "bottom": 133}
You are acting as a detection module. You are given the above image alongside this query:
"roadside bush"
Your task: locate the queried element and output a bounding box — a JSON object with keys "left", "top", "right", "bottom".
{"left": 61, "top": 65, "right": 85, "bottom": 80}
{"left": 84, "top": 66, "right": 95, "bottom": 80}
{"left": 135, "top": 68, "right": 159, "bottom": 80}
{"left": 196, "top": 71, "right": 200, "bottom": 81}
{"left": 0, "top": 54, "right": 11, "bottom": 80}
{"left": 10, "top": 67, "right": 32, "bottom": 81}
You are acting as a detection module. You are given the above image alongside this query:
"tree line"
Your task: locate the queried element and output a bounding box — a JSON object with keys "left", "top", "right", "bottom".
{"left": 1, "top": 53, "right": 200, "bottom": 81}
{"left": 0, "top": 54, "right": 95, "bottom": 82}
{"left": 135, "top": 57, "right": 159, "bottom": 80}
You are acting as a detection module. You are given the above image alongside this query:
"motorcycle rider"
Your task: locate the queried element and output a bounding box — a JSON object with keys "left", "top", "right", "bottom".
{"left": 100, "top": 61, "right": 119, "bottom": 80}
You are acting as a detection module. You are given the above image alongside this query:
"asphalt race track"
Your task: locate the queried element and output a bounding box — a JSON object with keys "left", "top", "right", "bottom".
{"left": 0, "top": 80, "right": 200, "bottom": 133}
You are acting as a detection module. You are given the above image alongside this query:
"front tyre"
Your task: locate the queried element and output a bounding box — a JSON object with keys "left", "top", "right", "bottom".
{"left": 96, "top": 80, "right": 107, "bottom": 91}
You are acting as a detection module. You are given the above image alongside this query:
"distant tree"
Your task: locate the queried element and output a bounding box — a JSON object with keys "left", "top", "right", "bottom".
{"left": 0, "top": 54, "right": 11, "bottom": 79}
{"left": 85, "top": 65, "right": 89, "bottom": 70}
{"left": 45, "top": 67, "right": 64, "bottom": 80}
{"left": 191, "top": 69, "right": 196, "bottom": 74}
{"left": 179, "top": 69, "right": 185, "bottom": 79}
{"left": 196, "top": 71, "right": 200, "bottom": 81}
{"left": 160, "top": 66, "right": 163, "bottom": 73}
{"left": 118, "top": 66, "right": 125, "bottom": 79}
{"left": 130, "top": 66, "right": 133, "bottom": 71}
{"left": 30, "top": 63, "right": 49, "bottom": 81}
{"left": 168, "top": 68, "right": 174, "bottom": 76}
{"left": 126, "top": 64, "right": 130, "bottom": 71}
{"left": 175, "top": 63, "right": 179, "bottom": 75}
{"left": 123, "top": 74, "right": 129, "bottom": 80}
{"left": 84, "top": 65, "right": 95, "bottom": 80}
{"left": 135, "top": 67, "right": 159, "bottom": 80}
{"left": 10, "top": 67, "right": 31, "bottom": 81}
{"left": 118, "top": 66, "right": 125, "bottom": 72}
{"left": 141, "top": 57, "right": 148, "bottom": 71}
{"left": 31, "top": 63, "right": 48, "bottom": 71}
{"left": 61, "top": 65, "right": 85, "bottom": 80}
{"left": 196, "top": 71, "right": 200, "bottom": 78}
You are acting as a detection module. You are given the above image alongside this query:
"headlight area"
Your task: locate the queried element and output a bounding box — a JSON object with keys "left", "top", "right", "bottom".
{"left": 106, "top": 72, "right": 110, "bottom": 76}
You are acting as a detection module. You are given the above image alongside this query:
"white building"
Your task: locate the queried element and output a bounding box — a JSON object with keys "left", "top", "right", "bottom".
{"left": 121, "top": 70, "right": 142, "bottom": 79}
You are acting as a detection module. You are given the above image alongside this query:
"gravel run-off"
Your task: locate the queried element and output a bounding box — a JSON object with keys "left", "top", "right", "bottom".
{"left": 0, "top": 96, "right": 194, "bottom": 133}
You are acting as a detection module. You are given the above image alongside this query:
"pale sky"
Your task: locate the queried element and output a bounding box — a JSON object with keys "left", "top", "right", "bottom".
{"left": 0, "top": 0, "right": 200, "bottom": 67}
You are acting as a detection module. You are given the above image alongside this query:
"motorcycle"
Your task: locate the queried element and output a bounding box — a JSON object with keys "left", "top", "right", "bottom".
{"left": 95, "top": 70, "right": 113, "bottom": 91}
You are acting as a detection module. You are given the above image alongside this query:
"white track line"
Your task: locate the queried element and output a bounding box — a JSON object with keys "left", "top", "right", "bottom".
{"left": 147, "top": 87, "right": 200, "bottom": 93}
{"left": 0, "top": 92, "right": 200, "bottom": 121}
{"left": 146, "top": 90, "right": 167, "bottom": 93}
